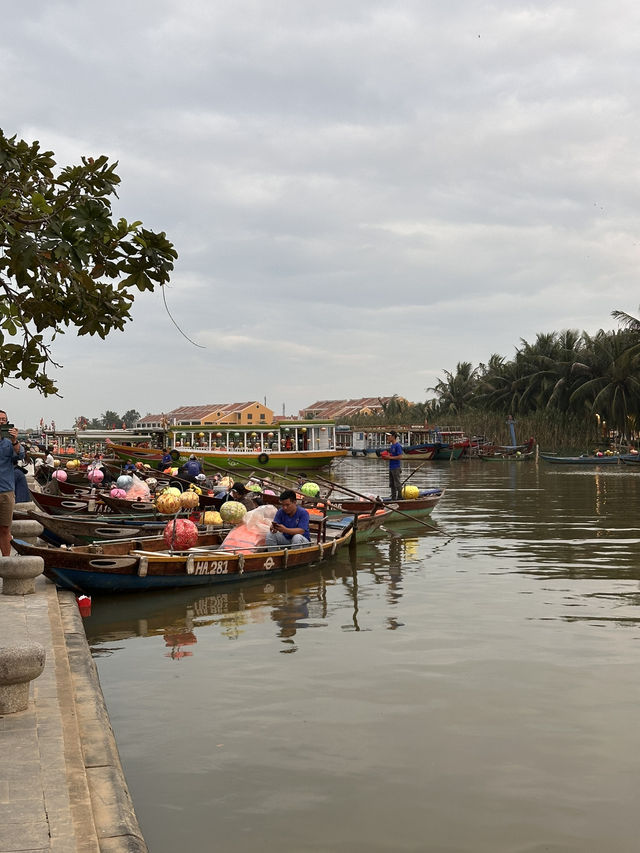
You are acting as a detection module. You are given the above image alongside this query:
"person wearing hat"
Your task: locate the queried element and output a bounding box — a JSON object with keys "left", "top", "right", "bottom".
{"left": 231, "top": 483, "right": 259, "bottom": 510}
{"left": 181, "top": 453, "right": 204, "bottom": 482}
{"left": 386, "top": 431, "right": 403, "bottom": 500}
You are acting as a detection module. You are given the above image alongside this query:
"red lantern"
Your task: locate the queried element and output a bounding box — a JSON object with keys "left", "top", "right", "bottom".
{"left": 163, "top": 519, "right": 199, "bottom": 549}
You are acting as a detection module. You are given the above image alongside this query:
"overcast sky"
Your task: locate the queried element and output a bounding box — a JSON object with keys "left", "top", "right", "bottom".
{"left": 2, "top": 0, "right": 640, "bottom": 429}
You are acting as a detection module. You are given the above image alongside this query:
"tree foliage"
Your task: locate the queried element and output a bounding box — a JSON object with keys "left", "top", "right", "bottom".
{"left": 426, "top": 310, "right": 640, "bottom": 442}
{"left": 0, "top": 130, "right": 177, "bottom": 395}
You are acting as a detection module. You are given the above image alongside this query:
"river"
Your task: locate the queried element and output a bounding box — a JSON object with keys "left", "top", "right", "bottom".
{"left": 85, "top": 457, "right": 640, "bottom": 852}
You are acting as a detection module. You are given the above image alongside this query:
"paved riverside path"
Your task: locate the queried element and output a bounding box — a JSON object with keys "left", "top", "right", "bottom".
{"left": 0, "top": 573, "right": 146, "bottom": 852}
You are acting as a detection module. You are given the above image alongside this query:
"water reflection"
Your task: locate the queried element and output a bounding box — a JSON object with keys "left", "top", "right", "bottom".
{"left": 89, "top": 459, "right": 640, "bottom": 853}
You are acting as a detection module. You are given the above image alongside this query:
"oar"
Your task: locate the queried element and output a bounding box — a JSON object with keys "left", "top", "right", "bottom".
{"left": 305, "top": 472, "right": 441, "bottom": 533}
{"left": 400, "top": 460, "right": 431, "bottom": 488}
{"left": 216, "top": 457, "right": 441, "bottom": 531}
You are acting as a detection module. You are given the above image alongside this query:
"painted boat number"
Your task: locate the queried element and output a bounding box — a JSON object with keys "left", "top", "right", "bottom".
{"left": 193, "top": 560, "right": 229, "bottom": 575}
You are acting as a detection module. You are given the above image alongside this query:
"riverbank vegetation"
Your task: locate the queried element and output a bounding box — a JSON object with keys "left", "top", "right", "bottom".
{"left": 351, "top": 313, "right": 640, "bottom": 451}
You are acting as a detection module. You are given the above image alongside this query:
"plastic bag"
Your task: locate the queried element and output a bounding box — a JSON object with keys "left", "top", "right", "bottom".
{"left": 221, "top": 505, "right": 276, "bottom": 553}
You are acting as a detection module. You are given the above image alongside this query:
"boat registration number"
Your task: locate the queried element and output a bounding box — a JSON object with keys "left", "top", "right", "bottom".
{"left": 193, "top": 560, "right": 229, "bottom": 575}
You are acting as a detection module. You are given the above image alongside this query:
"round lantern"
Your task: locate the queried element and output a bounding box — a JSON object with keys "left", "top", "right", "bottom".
{"left": 163, "top": 519, "right": 199, "bottom": 550}
{"left": 267, "top": 432, "right": 274, "bottom": 438}
{"left": 145, "top": 477, "right": 158, "bottom": 490}
{"left": 180, "top": 490, "right": 200, "bottom": 510}
{"left": 52, "top": 469, "right": 68, "bottom": 482}
{"left": 87, "top": 468, "right": 104, "bottom": 484}
{"left": 219, "top": 476, "right": 234, "bottom": 489}
{"left": 219, "top": 501, "right": 247, "bottom": 526}
{"left": 66, "top": 460, "right": 75, "bottom": 470}
{"left": 135, "top": 461, "right": 144, "bottom": 470}
{"left": 116, "top": 475, "right": 134, "bottom": 491}
{"left": 162, "top": 486, "right": 181, "bottom": 497}
{"left": 110, "top": 487, "right": 127, "bottom": 499}
{"left": 216, "top": 432, "right": 223, "bottom": 438}
{"left": 300, "top": 482, "right": 320, "bottom": 498}
{"left": 401, "top": 485, "right": 419, "bottom": 500}
{"left": 156, "top": 492, "right": 182, "bottom": 515}
{"left": 203, "top": 511, "right": 223, "bottom": 526}
{"left": 246, "top": 483, "right": 262, "bottom": 492}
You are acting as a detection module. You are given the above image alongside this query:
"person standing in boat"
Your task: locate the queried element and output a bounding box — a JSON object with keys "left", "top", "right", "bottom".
{"left": 159, "top": 447, "right": 173, "bottom": 471}
{"left": 265, "top": 489, "right": 310, "bottom": 548}
{"left": 0, "top": 410, "right": 24, "bottom": 556}
{"left": 386, "top": 431, "right": 403, "bottom": 501}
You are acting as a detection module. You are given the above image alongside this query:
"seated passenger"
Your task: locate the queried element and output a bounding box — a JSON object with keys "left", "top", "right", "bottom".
{"left": 265, "top": 489, "right": 310, "bottom": 548}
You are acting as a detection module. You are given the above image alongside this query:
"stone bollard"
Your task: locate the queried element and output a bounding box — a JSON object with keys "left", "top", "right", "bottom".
{"left": 10, "top": 519, "right": 45, "bottom": 546}
{"left": 0, "top": 642, "right": 46, "bottom": 713}
{"left": 14, "top": 500, "right": 39, "bottom": 515}
{"left": 0, "top": 556, "right": 44, "bottom": 595}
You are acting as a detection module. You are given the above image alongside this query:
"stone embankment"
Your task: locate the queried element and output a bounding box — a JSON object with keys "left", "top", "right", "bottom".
{"left": 0, "top": 481, "right": 146, "bottom": 852}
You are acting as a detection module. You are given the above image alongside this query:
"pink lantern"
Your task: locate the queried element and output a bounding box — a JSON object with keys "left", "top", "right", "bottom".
{"left": 163, "top": 519, "right": 199, "bottom": 549}
{"left": 87, "top": 468, "right": 104, "bottom": 484}
{"left": 52, "top": 469, "right": 68, "bottom": 482}
{"left": 110, "top": 487, "right": 127, "bottom": 499}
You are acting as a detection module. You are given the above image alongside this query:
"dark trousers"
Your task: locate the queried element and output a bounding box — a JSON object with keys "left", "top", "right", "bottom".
{"left": 389, "top": 468, "right": 402, "bottom": 500}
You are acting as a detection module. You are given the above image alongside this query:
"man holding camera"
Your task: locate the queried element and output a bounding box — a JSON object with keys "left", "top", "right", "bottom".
{"left": 0, "top": 410, "right": 24, "bottom": 556}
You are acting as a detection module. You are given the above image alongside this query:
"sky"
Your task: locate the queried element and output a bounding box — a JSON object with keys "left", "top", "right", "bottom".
{"left": 2, "top": 0, "right": 640, "bottom": 430}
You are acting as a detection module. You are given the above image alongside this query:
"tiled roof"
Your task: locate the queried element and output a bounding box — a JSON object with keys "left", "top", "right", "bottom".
{"left": 300, "top": 397, "right": 406, "bottom": 419}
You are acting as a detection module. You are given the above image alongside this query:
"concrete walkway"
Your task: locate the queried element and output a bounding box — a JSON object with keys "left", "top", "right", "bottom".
{"left": 0, "top": 574, "right": 146, "bottom": 852}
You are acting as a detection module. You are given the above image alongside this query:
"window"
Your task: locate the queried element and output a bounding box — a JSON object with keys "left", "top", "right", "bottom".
{"left": 247, "top": 414, "right": 253, "bottom": 420}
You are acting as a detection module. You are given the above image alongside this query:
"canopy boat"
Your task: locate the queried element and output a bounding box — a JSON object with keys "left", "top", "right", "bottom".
{"left": 107, "top": 420, "right": 347, "bottom": 472}
{"left": 11, "top": 520, "right": 354, "bottom": 594}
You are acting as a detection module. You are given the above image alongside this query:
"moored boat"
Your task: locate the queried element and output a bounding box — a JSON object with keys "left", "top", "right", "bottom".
{"left": 540, "top": 453, "right": 635, "bottom": 465}
{"left": 11, "top": 520, "right": 354, "bottom": 593}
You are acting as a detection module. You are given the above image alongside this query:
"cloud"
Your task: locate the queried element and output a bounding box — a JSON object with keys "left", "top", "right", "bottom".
{"left": 2, "top": 1, "right": 640, "bottom": 428}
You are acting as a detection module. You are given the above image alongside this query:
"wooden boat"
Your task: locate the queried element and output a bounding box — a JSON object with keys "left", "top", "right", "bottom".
{"left": 480, "top": 451, "right": 535, "bottom": 462}
{"left": 11, "top": 520, "right": 354, "bottom": 593}
{"left": 539, "top": 453, "right": 635, "bottom": 465}
{"left": 329, "top": 488, "right": 444, "bottom": 521}
{"left": 327, "top": 509, "right": 392, "bottom": 541}
{"left": 24, "top": 508, "right": 207, "bottom": 547}
{"left": 30, "top": 489, "right": 113, "bottom": 515}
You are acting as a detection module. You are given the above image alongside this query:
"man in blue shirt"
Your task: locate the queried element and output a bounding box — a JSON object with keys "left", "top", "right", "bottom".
{"left": 158, "top": 448, "right": 173, "bottom": 471}
{"left": 265, "top": 489, "right": 311, "bottom": 548}
{"left": 182, "top": 454, "right": 204, "bottom": 482}
{"left": 0, "top": 410, "right": 25, "bottom": 556}
{"left": 386, "top": 431, "right": 403, "bottom": 500}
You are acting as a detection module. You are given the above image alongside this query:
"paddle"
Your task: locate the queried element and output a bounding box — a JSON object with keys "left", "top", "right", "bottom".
{"left": 400, "top": 460, "right": 431, "bottom": 488}
{"left": 217, "top": 457, "right": 441, "bottom": 531}
{"left": 307, "top": 471, "right": 441, "bottom": 532}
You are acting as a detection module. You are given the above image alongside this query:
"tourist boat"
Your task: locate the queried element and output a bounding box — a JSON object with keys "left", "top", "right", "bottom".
{"left": 12, "top": 520, "right": 355, "bottom": 593}
{"left": 539, "top": 453, "right": 636, "bottom": 465}
{"left": 107, "top": 420, "right": 347, "bottom": 472}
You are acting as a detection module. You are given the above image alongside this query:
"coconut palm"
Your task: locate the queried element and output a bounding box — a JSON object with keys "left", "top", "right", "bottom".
{"left": 569, "top": 330, "right": 640, "bottom": 439}
{"left": 428, "top": 362, "right": 480, "bottom": 415}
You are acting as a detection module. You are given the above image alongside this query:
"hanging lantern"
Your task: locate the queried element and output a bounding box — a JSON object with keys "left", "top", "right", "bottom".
{"left": 300, "top": 428, "right": 307, "bottom": 433}
{"left": 216, "top": 432, "right": 223, "bottom": 438}
{"left": 267, "top": 432, "right": 274, "bottom": 438}
{"left": 234, "top": 432, "right": 241, "bottom": 437}
{"left": 198, "top": 432, "right": 205, "bottom": 438}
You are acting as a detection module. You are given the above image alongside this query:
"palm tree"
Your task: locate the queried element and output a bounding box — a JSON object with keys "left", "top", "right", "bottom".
{"left": 569, "top": 330, "right": 640, "bottom": 440}
{"left": 428, "top": 362, "right": 479, "bottom": 415}
{"left": 611, "top": 306, "right": 640, "bottom": 333}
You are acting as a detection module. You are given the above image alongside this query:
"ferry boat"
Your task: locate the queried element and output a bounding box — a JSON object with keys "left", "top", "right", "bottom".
{"left": 107, "top": 420, "right": 346, "bottom": 471}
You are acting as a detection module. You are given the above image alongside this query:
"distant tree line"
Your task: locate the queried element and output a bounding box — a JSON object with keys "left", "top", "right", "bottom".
{"left": 75, "top": 409, "right": 140, "bottom": 430}
{"left": 351, "top": 309, "right": 640, "bottom": 450}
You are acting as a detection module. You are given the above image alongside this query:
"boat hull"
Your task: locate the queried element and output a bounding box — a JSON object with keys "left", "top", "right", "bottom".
{"left": 108, "top": 442, "right": 346, "bottom": 471}
{"left": 11, "top": 525, "right": 353, "bottom": 594}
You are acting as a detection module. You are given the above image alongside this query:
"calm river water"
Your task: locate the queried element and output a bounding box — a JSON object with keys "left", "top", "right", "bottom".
{"left": 86, "top": 457, "right": 640, "bottom": 852}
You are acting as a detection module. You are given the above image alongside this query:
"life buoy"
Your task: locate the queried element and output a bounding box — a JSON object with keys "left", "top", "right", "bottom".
{"left": 258, "top": 453, "right": 269, "bottom": 465}
{"left": 375, "top": 449, "right": 382, "bottom": 457}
